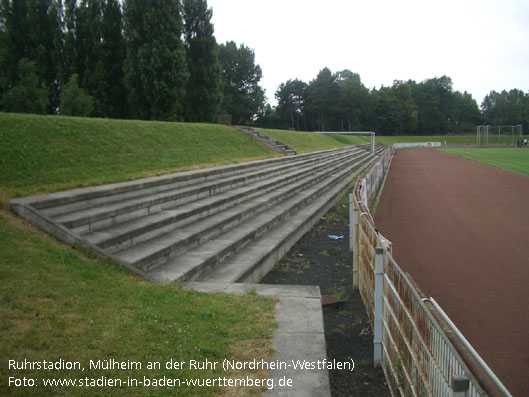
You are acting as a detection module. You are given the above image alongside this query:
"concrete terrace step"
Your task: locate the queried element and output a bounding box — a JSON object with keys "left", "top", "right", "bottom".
{"left": 47, "top": 147, "right": 358, "bottom": 232}
{"left": 147, "top": 154, "right": 374, "bottom": 281}
{"left": 11, "top": 143, "right": 387, "bottom": 283}
{"left": 199, "top": 159, "right": 376, "bottom": 284}
{"left": 113, "top": 150, "right": 371, "bottom": 273}
{"left": 30, "top": 146, "right": 350, "bottom": 216}
{"left": 80, "top": 149, "right": 367, "bottom": 253}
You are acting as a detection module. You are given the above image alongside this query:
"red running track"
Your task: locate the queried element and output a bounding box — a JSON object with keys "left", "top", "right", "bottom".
{"left": 374, "top": 148, "right": 529, "bottom": 396}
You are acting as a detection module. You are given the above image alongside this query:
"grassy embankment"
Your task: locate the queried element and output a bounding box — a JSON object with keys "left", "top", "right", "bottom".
{"left": 440, "top": 148, "right": 529, "bottom": 177}
{"left": 0, "top": 114, "right": 280, "bottom": 205}
{"left": 257, "top": 128, "right": 368, "bottom": 153}
{"left": 0, "top": 113, "right": 290, "bottom": 396}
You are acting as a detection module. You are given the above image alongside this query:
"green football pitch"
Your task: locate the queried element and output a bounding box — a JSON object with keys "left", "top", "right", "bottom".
{"left": 440, "top": 148, "right": 529, "bottom": 177}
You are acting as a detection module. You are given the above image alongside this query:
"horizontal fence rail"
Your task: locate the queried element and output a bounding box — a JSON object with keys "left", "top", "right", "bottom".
{"left": 350, "top": 146, "right": 511, "bottom": 397}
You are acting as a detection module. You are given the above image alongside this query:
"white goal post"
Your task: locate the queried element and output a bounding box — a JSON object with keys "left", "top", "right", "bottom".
{"left": 477, "top": 125, "right": 523, "bottom": 147}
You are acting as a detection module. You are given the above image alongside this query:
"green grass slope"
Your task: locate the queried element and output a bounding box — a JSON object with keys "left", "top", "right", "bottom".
{"left": 0, "top": 113, "right": 278, "bottom": 203}
{"left": 258, "top": 128, "right": 369, "bottom": 153}
{"left": 0, "top": 113, "right": 285, "bottom": 396}
{"left": 440, "top": 148, "right": 529, "bottom": 177}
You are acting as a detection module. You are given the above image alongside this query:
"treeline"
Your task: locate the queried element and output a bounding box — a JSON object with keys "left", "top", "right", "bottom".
{"left": 267, "top": 68, "right": 529, "bottom": 135}
{"left": 0, "top": 0, "right": 264, "bottom": 123}
{"left": 1, "top": 1, "right": 528, "bottom": 134}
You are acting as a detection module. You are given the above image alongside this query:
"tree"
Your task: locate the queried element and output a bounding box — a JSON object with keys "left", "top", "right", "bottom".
{"left": 94, "top": 0, "right": 126, "bottom": 118}
{"left": 60, "top": 0, "right": 78, "bottom": 84}
{"left": 482, "top": 89, "right": 529, "bottom": 131}
{"left": 452, "top": 91, "right": 481, "bottom": 132}
{"left": 335, "top": 70, "right": 370, "bottom": 131}
{"left": 57, "top": 0, "right": 126, "bottom": 118}
{"left": 0, "top": 1, "right": 7, "bottom": 106}
{"left": 1, "top": 0, "right": 62, "bottom": 113}
{"left": 123, "top": 0, "right": 188, "bottom": 120}
{"left": 254, "top": 104, "right": 286, "bottom": 129}
{"left": 2, "top": 58, "right": 49, "bottom": 114}
{"left": 218, "top": 41, "right": 265, "bottom": 125}
{"left": 410, "top": 79, "right": 445, "bottom": 134}
{"left": 275, "top": 79, "right": 307, "bottom": 130}
{"left": 373, "top": 86, "right": 399, "bottom": 135}
{"left": 74, "top": 0, "right": 101, "bottom": 92}
{"left": 182, "top": 0, "right": 222, "bottom": 122}
{"left": 390, "top": 81, "right": 418, "bottom": 134}
{"left": 60, "top": 73, "right": 94, "bottom": 116}
{"left": 306, "top": 67, "right": 340, "bottom": 131}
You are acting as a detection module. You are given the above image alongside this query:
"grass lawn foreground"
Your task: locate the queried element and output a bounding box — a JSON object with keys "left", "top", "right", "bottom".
{"left": 0, "top": 211, "right": 276, "bottom": 396}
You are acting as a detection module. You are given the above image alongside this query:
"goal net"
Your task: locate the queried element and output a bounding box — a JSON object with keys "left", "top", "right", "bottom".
{"left": 477, "top": 125, "right": 523, "bottom": 147}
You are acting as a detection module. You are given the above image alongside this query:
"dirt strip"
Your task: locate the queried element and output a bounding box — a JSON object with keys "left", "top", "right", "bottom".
{"left": 262, "top": 195, "right": 390, "bottom": 396}
{"left": 374, "top": 148, "right": 529, "bottom": 396}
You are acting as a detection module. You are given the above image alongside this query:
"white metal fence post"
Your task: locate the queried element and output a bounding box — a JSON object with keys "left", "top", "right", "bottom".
{"left": 373, "top": 246, "right": 384, "bottom": 367}
{"left": 349, "top": 193, "right": 354, "bottom": 252}
{"left": 352, "top": 200, "right": 359, "bottom": 289}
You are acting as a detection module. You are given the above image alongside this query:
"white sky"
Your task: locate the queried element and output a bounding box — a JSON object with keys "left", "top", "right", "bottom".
{"left": 207, "top": 0, "right": 529, "bottom": 107}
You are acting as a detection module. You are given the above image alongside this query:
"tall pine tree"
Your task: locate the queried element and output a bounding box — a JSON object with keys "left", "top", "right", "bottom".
{"left": 74, "top": 0, "right": 101, "bottom": 101}
{"left": 58, "top": 0, "right": 126, "bottom": 118}
{"left": 97, "top": 0, "right": 126, "bottom": 118}
{"left": 183, "top": 0, "right": 221, "bottom": 123}
{"left": 1, "top": 0, "right": 62, "bottom": 113}
{"left": 123, "top": 0, "right": 188, "bottom": 121}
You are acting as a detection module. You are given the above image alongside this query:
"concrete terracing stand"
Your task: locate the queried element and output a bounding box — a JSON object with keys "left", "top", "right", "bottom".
{"left": 11, "top": 143, "right": 386, "bottom": 396}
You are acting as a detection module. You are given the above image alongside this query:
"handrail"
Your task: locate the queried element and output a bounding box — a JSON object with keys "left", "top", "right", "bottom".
{"left": 426, "top": 298, "right": 512, "bottom": 397}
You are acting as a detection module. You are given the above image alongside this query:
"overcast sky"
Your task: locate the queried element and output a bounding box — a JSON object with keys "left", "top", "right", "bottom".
{"left": 207, "top": 0, "right": 529, "bottom": 106}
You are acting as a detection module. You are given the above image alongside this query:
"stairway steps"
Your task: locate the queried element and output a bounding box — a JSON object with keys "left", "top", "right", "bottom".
{"left": 146, "top": 153, "right": 371, "bottom": 281}
{"left": 50, "top": 147, "right": 359, "bottom": 232}
{"left": 80, "top": 149, "right": 365, "bottom": 252}
{"left": 36, "top": 146, "right": 349, "bottom": 217}
{"left": 199, "top": 156, "right": 378, "bottom": 283}
{"left": 113, "top": 150, "right": 370, "bottom": 272}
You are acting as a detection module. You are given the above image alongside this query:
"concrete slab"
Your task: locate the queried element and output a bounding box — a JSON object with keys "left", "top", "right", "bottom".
{"left": 274, "top": 297, "right": 324, "bottom": 334}
{"left": 224, "top": 283, "right": 320, "bottom": 298}
{"left": 183, "top": 282, "right": 331, "bottom": 397}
